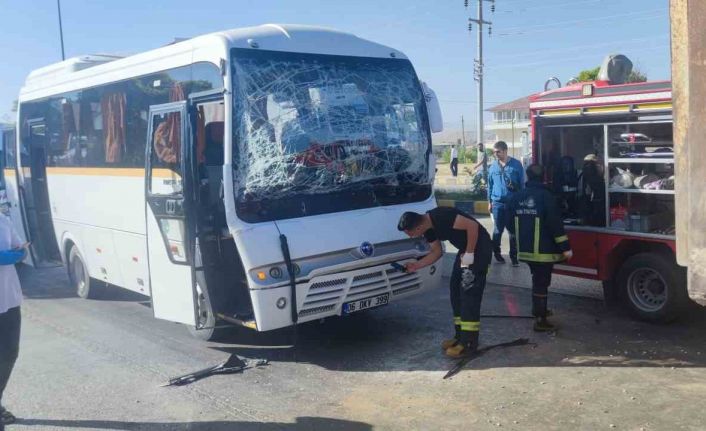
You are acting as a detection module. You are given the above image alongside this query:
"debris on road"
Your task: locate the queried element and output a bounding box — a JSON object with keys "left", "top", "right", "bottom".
{"left": 164, "top": 354, "right": 269, "bottom": 387}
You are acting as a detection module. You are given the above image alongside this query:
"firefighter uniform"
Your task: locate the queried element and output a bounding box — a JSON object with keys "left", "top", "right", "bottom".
{"left": 422, "top": 207, "right": 493, "bottom": 355}
{"left": 506, "top": 180, "right": 571, "bottom": 323}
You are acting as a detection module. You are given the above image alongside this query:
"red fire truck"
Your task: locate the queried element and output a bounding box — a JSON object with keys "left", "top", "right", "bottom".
{"left": 528, "top": 79, "right": 687, "bottom": 322}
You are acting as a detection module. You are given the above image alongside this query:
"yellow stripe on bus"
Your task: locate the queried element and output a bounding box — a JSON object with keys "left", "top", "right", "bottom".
{"left": 45, "top": 167, "right": 180, "bottom": 178}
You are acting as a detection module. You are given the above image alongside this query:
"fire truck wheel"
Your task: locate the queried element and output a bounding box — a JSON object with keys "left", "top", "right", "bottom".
{"left": 69, "top": 245, "right": 104, "bottom": 299}
{"left": 188, "top": 278, "right": 221, "bottom": 341}
{"left": 617, "top": 252, "right": 687, "bottom": 323}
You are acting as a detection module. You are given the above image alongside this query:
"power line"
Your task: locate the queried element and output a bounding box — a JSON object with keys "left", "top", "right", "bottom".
{"left": 488, "top": 35, "right": 668, "bottom": 61}
{"left": 499, "top": 8, "right": 667, "bottom": 33}
{"left": 496, "top": 13, "right": 665, "bottom": 37}
{"left": 439, "top": 99, "right": 509, "bottom": 105}
{"left": 496, "top": 0, "right": 609, "bottom": 14}
{"left": 484, "top": 44, "right": 670, "bottom": 70}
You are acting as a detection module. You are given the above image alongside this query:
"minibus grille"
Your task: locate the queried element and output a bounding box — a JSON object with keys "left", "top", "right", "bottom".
{"left": 296, "top": 263, "right": 424, "bottom": 321}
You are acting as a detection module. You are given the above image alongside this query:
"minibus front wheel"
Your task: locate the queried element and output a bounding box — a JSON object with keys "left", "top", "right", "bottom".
{"left": 188, "top": 278, "right": 220, "bottom": 341}
{"left": 68, "top": 245, "right": 104, "bottom": 299}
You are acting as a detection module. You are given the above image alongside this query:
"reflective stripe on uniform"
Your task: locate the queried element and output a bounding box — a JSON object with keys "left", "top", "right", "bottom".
{"left": 515, "top": 216, "right": 520, "bottom": 252}
{"left": 554, "top": 235, "right": 569, "bottom": 244}
{"left": 460, "top": 321, "right": 480, "bottom": 332}
{"left": 453, "top": 316, "right": 461, "bottom": 325}
{"left": 534, "top": 217, "right": 541, "bottom": 254}
{"left": 532, "top": 293, "right": 548, "bottom": 298}
{"left": 518, "top": 252, "right": 564, "bottom": 263}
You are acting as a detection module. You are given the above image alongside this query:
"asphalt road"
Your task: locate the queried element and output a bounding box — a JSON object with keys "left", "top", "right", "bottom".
{"left": 4, "top": 263, "right": 706, "bottom": 431}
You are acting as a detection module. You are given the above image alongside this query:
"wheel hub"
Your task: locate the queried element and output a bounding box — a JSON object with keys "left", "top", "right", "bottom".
{"left": 627, "top": 267, "right": 667, "bottom": 312}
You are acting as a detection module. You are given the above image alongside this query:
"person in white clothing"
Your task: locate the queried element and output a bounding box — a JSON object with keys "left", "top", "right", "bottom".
{"left": 450, "top": 144, "right": 459, "bottom": 177}
{"left": 0, "top": 214, "right": 26, "bottom": 426}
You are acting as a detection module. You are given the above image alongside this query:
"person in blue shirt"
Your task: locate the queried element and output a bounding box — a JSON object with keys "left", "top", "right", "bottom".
{"left": 486, "top": 141, "right": 524, "bottom": 265}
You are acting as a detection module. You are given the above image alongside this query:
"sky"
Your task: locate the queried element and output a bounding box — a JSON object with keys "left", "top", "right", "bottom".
{"left": 0, "top": 0, "right": 671, "bottom": 133}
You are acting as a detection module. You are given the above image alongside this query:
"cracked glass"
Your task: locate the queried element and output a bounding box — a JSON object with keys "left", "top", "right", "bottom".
{"left": 231, "top": 49, "right": 431, "bottom": 222}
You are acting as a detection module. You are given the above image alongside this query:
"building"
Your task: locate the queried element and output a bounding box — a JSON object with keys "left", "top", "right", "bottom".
{"left": 486, "top": 95, "right": 532, "bottom": 156}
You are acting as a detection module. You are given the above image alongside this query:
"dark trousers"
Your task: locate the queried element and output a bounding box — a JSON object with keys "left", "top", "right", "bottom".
{"left": 0, "top": 306, "right": 21, "bottom": 407}
{"left": 491, "top": 203, "right": 517, "bottom": 260}
{"left": 450, "top": 158, "right": 458, "bottom": 177}
{"left": 449, "top": 254, "right": 487, "bottom": 344}
{"left": 527, "top": 263, "right": 553, "bottom": 317}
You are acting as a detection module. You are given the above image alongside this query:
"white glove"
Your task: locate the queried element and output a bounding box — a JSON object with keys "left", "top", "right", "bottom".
{"left": 563, "top": 250, "right": 573, "bottom": 260}
{"left": 461, "top": 252, "right": 475, "bottom": 266}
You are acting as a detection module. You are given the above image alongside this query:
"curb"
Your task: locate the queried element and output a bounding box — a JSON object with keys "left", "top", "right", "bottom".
{"left": 436, "top": 198, "right": 490, "bottom": 215}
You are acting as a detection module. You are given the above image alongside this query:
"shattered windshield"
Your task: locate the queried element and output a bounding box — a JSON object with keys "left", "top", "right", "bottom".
{"left": 231, "top": 49, "right": 431, "bottom": 222}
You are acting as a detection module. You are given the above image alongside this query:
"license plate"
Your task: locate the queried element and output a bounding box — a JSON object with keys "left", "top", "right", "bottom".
{"left": 343, "top": 293, "right": 389, "bottom": 314}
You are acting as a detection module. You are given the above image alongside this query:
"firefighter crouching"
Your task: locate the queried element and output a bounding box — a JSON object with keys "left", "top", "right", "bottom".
{"left": 398, "top": 208, "right": 493, "bottom": 358}
{"left": 506, "top": 164, "right": 573, "bottom": 332}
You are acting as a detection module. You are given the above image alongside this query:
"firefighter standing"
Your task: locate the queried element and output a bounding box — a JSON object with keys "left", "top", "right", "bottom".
{"left": 398, "top": 207, "right": 493, "bottom": 357}
{"left": 506, "top": 164, "right": 573, "bottom": 331}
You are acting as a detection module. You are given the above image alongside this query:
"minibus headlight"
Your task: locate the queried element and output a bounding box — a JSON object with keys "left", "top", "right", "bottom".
{"left": 415, "top": 241, "right": 428, "bottom": 252}
{"left": 269, "top": 267, "right": 283, "bottom": 279}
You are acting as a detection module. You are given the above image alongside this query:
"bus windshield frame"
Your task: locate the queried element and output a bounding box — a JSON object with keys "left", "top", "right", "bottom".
{"left": 230, "top": 48, "right": 432, "bottom": 223}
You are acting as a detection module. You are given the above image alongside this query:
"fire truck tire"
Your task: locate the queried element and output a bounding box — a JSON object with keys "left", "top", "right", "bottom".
{"left": 616, "top": 252, "right": 688, "bottom": 323}
{"left": 69, "top": 245, "right": 104, "bottom": 299}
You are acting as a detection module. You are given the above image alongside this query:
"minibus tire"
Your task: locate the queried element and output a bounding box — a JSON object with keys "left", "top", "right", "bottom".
{"left": 188, "top": 279, "right": 220, "bottom": 341}
{"left": 616, "top": 252, "right": 687, "bottom": 323}
{"left": 69, "top": 246, "right": 103, "bottom": 299}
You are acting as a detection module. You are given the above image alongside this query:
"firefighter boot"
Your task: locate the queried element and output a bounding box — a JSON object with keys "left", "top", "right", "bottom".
{"left": 534, "top": 317, "right": 556, "bottom": 332}
{"left": 532, "top": 294, "right": 556, "bottom": 331}
{"left": 441, "top": 326, "right": 461, "bottom": 350}
{"left": 532, "top": 294, "right": 549, "bottom": 318}
{"left": 445, "top": 331, "right": 479, "bottom": 359}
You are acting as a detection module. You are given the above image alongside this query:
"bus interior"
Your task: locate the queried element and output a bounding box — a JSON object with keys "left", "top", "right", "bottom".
{"left": 191, "top": 99, "right": 254, "bottom": 326}
{"left": 21, "top": 119, "right": 62, "bottom": 264}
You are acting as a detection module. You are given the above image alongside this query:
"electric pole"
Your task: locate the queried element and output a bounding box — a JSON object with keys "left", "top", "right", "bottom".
{"left": 57, "top": 0, "right": 66, "bottom": 60}
{"left": 466, "top": 0, "right": 494, "bottom": 173}
{"left": 461, "top": 115, "right": 466, "bottom": 147}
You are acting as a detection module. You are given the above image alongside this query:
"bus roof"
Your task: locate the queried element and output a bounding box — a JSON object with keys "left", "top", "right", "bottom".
{"left": 20, "top": 24, "right": 408, "bottom": 102}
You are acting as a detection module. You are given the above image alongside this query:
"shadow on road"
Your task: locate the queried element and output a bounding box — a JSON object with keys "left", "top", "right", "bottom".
{"left": 17, "top": 265, "right": 706, "bottom": 374}
{"left": 13, "top": 416, "right": 371, "bottom": 430}
{"left": 208, "top": 284, "right": 706, "bottom": 373}
{"left": 17, "top": 265, "right": 149, "bottom": 303}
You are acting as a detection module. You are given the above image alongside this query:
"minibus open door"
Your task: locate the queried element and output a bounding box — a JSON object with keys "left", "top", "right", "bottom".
{"left": 16, "top": 119, "right": 62, "bottom": 267}
{"left": 1, "top": 126, "right": 31, "bottom": 264}
{"left": 144, "top": 101, "right": 199, "bottom": 326}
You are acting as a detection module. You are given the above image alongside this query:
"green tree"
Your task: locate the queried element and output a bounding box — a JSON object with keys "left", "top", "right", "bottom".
{"left": 576, "top": 67, "right": 600, "bottom": 82}
{"left": 575, "top": 66, "right": 648, "bottom": 83}
{"left": 627, "top": 68, "right": 647, "bottom": 83}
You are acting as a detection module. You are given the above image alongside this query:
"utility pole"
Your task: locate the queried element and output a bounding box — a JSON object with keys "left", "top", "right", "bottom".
{"left": 511, "top": 116, "right": 515, "bottom": 159}
{"left": 57, "top": 0, "right": 66, "bottom": 60}
{"left": 461, "top": 115, "right": 466, "bottom": 147}
{"left": 466, "top": 0, "right": 494, "bottom": 174}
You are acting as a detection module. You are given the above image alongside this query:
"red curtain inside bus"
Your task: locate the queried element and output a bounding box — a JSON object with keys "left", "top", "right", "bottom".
{"left": 101, "top": 92, "right": 126, "bottom": 164}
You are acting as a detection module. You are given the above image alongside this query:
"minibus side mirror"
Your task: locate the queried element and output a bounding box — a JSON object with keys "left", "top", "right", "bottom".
{"left": 421, "top": 81, "right": 443, "bottom": 133}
